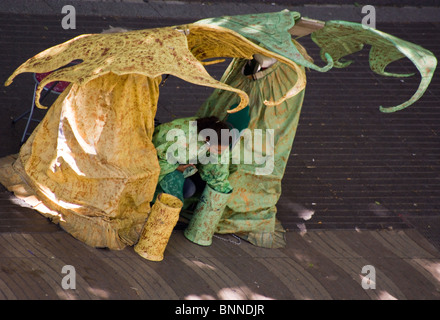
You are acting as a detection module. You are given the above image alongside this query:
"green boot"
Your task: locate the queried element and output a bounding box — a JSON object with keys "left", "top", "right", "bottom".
{"left": 184, "top": 184, "right": 231, "bottom": 246}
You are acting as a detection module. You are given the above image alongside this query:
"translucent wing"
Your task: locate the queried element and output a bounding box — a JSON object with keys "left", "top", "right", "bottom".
{"left": 311, "top": 20, "right": 437, "bottom": 112}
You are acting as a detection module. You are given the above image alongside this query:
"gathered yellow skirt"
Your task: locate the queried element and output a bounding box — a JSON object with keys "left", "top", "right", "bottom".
{"left": 0, "top": 73, "right": 161, "bottom": 249}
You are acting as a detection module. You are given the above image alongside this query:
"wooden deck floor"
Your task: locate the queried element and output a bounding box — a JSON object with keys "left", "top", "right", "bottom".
{"left": 1, "top": 227, "right": 439, "bottom": 300}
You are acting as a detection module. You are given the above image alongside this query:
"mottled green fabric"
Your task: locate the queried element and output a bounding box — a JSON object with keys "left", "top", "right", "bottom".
{"left": 194, "top": 10, "right": 334, "bottom": 72}
{"left": 184, "top": 184, "right": 232, "bottom": 246}
{"left": 196, "top": 60, "right": 305, "bottom": 248}
{"left": 152, "top": 117, "right": 201, "bottom": 182}
{"left": 154, "top": 170, "right": 185, "bottom": 202}
{"left": 192, "top": 11, "right": 436, "bottom": 248}
{"left": 311, "top": 20, "right": 437, "bottom": 113}
{"left": 196, "top": 11, "right": 436, "bottom": 113}
{"left": 227, "top": 104, "right": 250, "bottom": 132}
{"left": 152, "top": 117, "right": 233, "bottom": 195}
{"left": 197, "top": 162, "right": 233, "bottom": 194}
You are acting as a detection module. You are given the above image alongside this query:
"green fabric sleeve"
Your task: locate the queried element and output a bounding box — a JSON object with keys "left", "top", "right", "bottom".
{"left": 198, "top": 162, "right": 233, "bottom": 194}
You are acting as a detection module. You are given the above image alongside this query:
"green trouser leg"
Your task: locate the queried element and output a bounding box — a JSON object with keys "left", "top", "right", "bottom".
{"left": 153, "top": 170, "right": 185, "bottom": 203}
{"left": 184, "top": 184, "right": 231, "bottom": 246}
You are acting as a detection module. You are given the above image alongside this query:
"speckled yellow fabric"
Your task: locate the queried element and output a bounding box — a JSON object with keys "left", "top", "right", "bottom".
{"left": 5, "top": 25, "right": 306, "bottom": 114}
{"left": 184, "top": 24, "right": 306, "bottom": 107}
{"left": 9, "top": 73, "right": 162, "bottom": 249}
{"left": 134, "top": 193, "right": 183, "bottom": 261}
{"left": 5, "top": 27, "right": 248, "bottom": 113}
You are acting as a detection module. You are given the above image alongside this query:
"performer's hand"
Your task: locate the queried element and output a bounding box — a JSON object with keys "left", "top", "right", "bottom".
{"left": 176, "top": 164, "right": 195, "bottom": 173}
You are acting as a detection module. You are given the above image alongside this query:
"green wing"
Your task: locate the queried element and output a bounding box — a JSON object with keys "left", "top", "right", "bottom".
{"left": 311, "top": 20, "right": 437, "bottom": 113}
{"left": 195, "top": 10, "right": 334, "bottom": 72}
